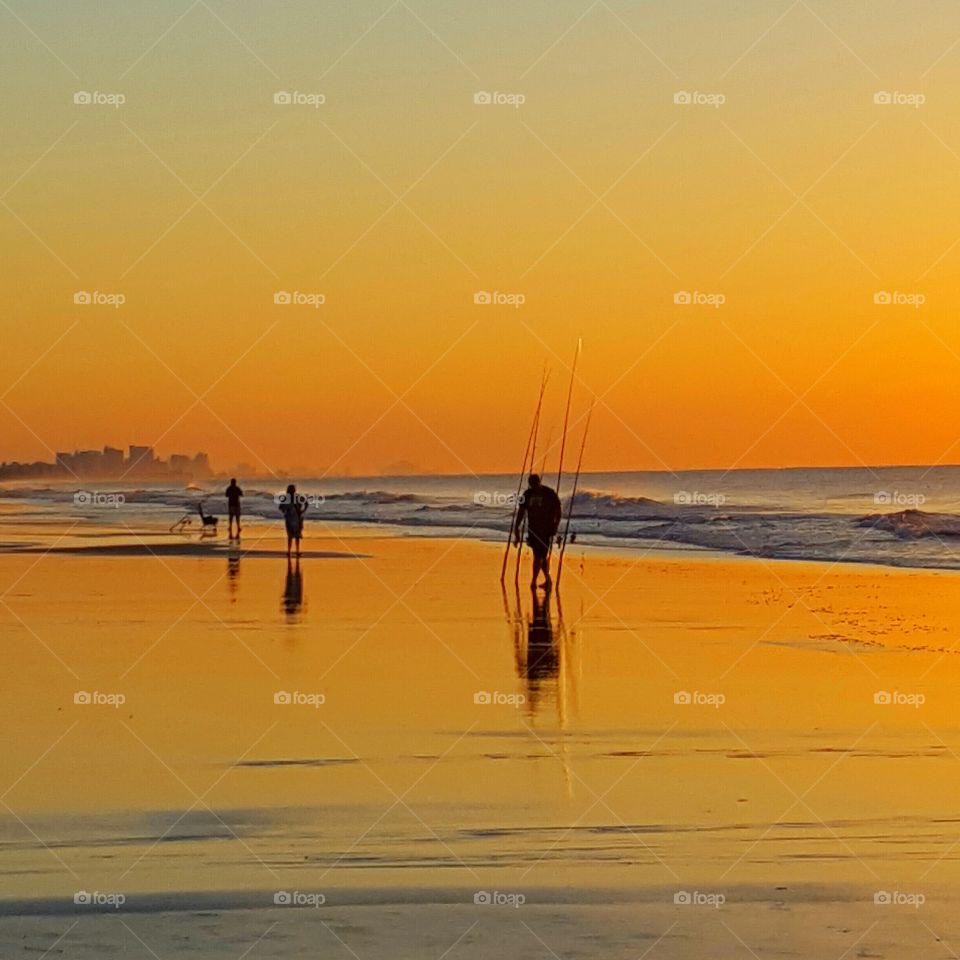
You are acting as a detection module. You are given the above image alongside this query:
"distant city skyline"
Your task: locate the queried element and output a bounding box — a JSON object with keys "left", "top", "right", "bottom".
{"left": 0, "top": 444, "right": 211, "bottom": 482}
{"left": 0, "top": 445, "right": 437, "bottom": 482}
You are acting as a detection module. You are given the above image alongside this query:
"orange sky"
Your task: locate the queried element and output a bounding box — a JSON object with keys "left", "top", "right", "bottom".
{"left": 2, "top": 2, "right": 960, "bottom": 476}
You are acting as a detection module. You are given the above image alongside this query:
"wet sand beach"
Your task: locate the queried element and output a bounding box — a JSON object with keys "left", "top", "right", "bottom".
{"left": 1, "top": 524, "right": 960, "bottom": 955}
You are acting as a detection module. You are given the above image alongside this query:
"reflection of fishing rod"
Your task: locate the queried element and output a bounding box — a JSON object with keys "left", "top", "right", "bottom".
{"left": 556, "top": 396, "right": 594, "bottom": 590}
{"left": 553, "top": 592, "right": 574, "bottom": 799}
{"left": 516, "top": 390, "right": 547, "bottom": 586}
{"left": 500, "top": 368, "right": 549, "bottom": 584}
{"left": 500, "top": 580, "right": 525, "bottom": 675}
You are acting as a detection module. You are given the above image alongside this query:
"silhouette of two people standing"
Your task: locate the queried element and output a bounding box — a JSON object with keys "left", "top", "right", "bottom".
{"left": 223, "top": 478, "right": 310, "bottom": 557}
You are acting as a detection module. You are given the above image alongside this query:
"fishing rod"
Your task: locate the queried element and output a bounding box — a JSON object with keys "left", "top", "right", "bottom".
{"left": 500, "top": 368, "right": 549, "bottom": 584}
{"left": 555, "top": 338, "right": 582, "bottom": 495}
{"left": 556, "top": 396, "right": 594, "bottom": 590}
{"left": 548, "top": 338, "right": 581, "bottom": 568}
{"left": 539, "top": 424, "right": 554, "bottom": 476}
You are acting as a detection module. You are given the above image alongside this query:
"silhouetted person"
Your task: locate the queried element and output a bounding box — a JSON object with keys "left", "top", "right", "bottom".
{"left": 279, "top": 483, "right": 308, "bottom": 558}
{"left": 513, "top": 474, "right": 561, "bottom": 590}
{"left": 225, "top": 478, "right": 243, "bottom": 537}
{"left": 282, "top": 556, "right": 304, "bottom": 617}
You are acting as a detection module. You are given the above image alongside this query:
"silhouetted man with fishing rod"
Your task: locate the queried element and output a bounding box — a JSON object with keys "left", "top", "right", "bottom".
{"left": 513, "top": 474, "right": 562, "bottom": 590}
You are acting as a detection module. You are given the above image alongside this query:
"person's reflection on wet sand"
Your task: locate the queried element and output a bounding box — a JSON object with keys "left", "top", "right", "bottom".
{"left": 226, "top": 542, "right": 241, "bottom": 601}
{"left": 504, "top": 587, "right": 577, "bottom": 794}
{"left": 525, "top": 590, "right": 558, "bottom": 701}
{"left": 282, "top": 557, "right": 304, "bottom": 619}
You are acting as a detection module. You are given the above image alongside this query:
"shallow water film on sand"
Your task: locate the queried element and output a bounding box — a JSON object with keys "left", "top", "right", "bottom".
{"left": 2, "top": 506, "right": 960, "bottom": 957}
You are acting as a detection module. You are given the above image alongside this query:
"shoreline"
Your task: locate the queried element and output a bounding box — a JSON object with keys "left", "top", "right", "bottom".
{"left": 3, "top": 526, "right": 960, "bottom": 579}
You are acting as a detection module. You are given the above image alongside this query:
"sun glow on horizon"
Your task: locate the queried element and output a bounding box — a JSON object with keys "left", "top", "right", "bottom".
{"left": 3, "top": 2, "right": 960, "bottom": 476}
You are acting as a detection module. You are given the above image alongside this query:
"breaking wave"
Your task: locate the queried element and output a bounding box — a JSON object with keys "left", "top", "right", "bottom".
{"left": 5, "top": 472, "right": 960, "bottom": 571}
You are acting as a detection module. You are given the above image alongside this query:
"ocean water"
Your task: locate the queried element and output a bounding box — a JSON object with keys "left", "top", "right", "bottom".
{"left": 4, "top": 465, "right": 960, "bottom": 570}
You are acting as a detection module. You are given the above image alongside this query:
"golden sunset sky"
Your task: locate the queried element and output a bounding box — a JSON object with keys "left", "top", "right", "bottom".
{"left": 2, "top": 1, "right": 959, "bottom": 475}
